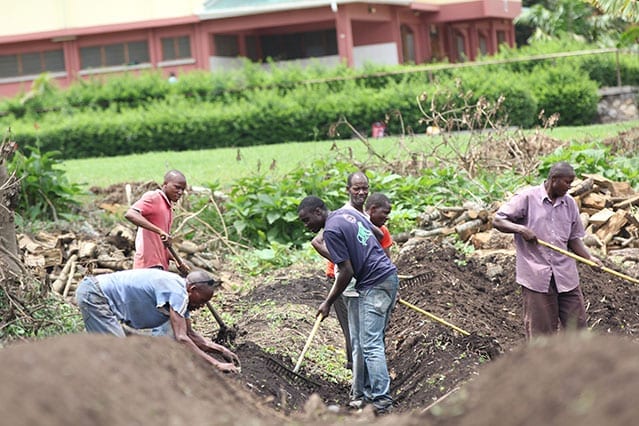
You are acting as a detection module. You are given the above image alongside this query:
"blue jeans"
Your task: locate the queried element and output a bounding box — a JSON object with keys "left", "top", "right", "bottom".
{"left": 349, "top": 272, "right": 398, "bottom": 410}
{"left": 75, "top": 277, "right": 126, "bottom": 337}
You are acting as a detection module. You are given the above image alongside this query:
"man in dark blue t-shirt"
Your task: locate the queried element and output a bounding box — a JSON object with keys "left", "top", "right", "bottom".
{"left": 298, "top": 195, "right": 398, "bottom": 414}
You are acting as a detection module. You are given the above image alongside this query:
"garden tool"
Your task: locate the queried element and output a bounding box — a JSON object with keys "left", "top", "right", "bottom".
{"left": 293, "top": 314, "right": 322, "bottom": 373}
{"left": 398, "top": 273, "right": 470, "bottom": 335}
{"left": 166, "top": 243, "right": 238, "bottom": 344}
{"left": 398, "top": 298, "right": 470, "bottom": 336}
{"left": 537, "top": 239, "right": 639, "bottom": 285}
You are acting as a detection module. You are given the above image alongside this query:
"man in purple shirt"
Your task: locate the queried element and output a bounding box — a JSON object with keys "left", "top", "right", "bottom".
{"left": 298, "top": 195, "right": 398, "bottom": 414}
{"left": 493, "top": 162, "right": 602, "bottom": 339}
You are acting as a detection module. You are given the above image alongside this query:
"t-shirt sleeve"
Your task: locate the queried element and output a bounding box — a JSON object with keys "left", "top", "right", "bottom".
{"left": 155, "top": 287, "right": 189, "bottom": 319}
{"left": 323, "top": 229, "right": 349, "bottom": 266}
{"left": 131, "top": 191, "right": 157, "bottom": 216}
{"left": 495, "top": 191, "right": 528, "bottom": 223}
{"left": 380, "top": 226, "right": 393, "bottom": 249}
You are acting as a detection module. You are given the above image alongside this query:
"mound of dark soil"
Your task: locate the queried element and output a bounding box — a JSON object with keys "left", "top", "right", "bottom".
{"left": 0, "top": 334, "right": 284, "bottom": 426}
{"left": 421, "top": 332, "right": 639, "bottom": 426}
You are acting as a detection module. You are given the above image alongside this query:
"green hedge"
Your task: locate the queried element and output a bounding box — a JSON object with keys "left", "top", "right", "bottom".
{"left": 7, "top": 64, "right": 599, "bottom": 159}
{"left": 528, "top": 63, "right": 599, "bottom": 126}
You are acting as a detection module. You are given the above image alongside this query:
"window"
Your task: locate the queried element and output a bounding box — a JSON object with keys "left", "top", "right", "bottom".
{"left": 455, "top": 32, "right": 466, "bottom": 62}
{"left": 0, "top": 49, "right": 65, "bottom": 78}
{"left": 161, "top": 36, "right": 191, "bottom": 60}
{"left": 401, "top": 25, "right": 416, "bottom": 63}
{"left": 214, "top": 34, "right": 240, "bottom": 57}
{"left": 246, "top": 36, "right": 259, "bottom": 61}
{"left": 479, "top": 34, "right": 488, "bottom": 55}
{"left": 260, "top": 29, "right": 336, "bottom": 61}
{"left": 80, "top": 41, "right": 149, "bottom": 69}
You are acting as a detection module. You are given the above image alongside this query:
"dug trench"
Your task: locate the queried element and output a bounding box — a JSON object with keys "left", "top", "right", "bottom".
{"left": 2, "top": 238, "right": 639, "bottom": 425}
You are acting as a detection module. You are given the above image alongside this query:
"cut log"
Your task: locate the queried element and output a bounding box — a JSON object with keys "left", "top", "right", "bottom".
{"left": 417, "top": 209, "right": 442, "bottom": 226}
{"left": 581, "top": 192, "right": 608, "bottom": 210}
{"left": 455, "top": 219, "right": 484, "bottom": 241}
{"left": 18, "top": 234, "right": 42, "bottom": 253}
{"left": 583, "top": 233, "right": 604, "bottom": 248}
{"left": 24, "top": 253, "right": 45, "bottom": 269}
{"left": 413, "top": 227, "right": 455, "bottom": 238}
{"left": 581, "top": 173, "right": 613, "bottom": 190}
{"left": 97, "top": 259, "right": 131, "bottom": 270}
{"left": 595, "top": 210, "right": 629, "bottom": 245}
{"left": 579, "top": 212, "right": 590, "bottom": 229}
{"left": 62, "top": 260, "right": 77, "bottom": 298}
{"left": 108, "top": 223, "right": 135, "bottom": 243}
{"left": 175, "top": 240, "right": 200, "bottom": 255}
{"left": 614, "top": 194, "right": 639, "bottom": 209}
{"left": 580, "top": 208, "right": 601, "bottom": 216}
{"left": 610, "top": 181, "right": 634, "bottom": 197}
{"left": 452, "top": 211, "right": 471, "bottom": 225}
{"left": 624, "top": 211, "right": 639, "bottom": 229}
{"left": 78, "top": 240, "right": 98, "bottom": 259}
{"left": 589, "top": 208, "right": 615, "bottom": 226}
{"left": 52, "top": 254, "right": 78, "bottom": 294}
{"left": 569, "top": 178, "right": 594, "bottom": 197}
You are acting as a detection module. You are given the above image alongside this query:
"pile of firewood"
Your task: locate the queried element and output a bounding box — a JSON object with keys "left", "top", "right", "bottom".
{"left": 401, "top": 173, "right": 639, "bottom": 257}
{"left": 18, "top": 223, "right": 220, "bottom": 300}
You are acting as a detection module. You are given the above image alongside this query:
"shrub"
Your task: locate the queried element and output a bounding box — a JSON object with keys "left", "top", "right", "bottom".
{"left": 529, "top": 63, "right": 599, "bottom": 126}
{"left": 8, "top": 144, "right": 82, "bottom": 222}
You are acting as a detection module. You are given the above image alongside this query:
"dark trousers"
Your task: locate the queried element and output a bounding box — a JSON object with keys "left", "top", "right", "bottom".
{"left": 326, "top": 277, "right": 352, "bottom": 368}
{"left": 522, "top": 275, "right": 586, "bottom": 340}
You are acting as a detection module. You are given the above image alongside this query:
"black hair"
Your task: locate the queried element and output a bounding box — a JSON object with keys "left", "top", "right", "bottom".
{"left": 297, "top": 195, "right": 327, "bottom": 213}
{"left": 365, "top": 192, "right": 390, "bottom": 210}
{"left": 347, "top": 171, "right": 368, "bottom": 188}
{"left": 548, "top": 162, "right": 575, "bottom": 179}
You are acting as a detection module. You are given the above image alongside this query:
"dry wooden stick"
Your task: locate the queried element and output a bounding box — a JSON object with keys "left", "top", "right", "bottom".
{"left": 173, "top": 202, "right": 209, "bottom": 237}
{"left": 62, "top": 260, "right": 77, "bottom": 298}
{"left": 52, "top": 254, "right": 78, "bottom": 293}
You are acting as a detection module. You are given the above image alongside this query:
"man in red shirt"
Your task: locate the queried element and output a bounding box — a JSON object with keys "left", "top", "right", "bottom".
{"left": 125, "top": 170, "right": 188, "bottom": 274}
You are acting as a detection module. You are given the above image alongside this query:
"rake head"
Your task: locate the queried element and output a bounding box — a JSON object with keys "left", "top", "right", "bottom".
{"left": 399, "top": 272, "right": 433, "bottom": 291}
{"left": 261, "top": 354, "right": 321, "bottom": 392}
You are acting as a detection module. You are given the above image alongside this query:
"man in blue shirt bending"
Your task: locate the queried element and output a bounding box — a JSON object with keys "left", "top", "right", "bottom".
{"left": 298, "top": 195, "right": 398, "bottom": 414}
{"left": 75, "top": 268, "right": 240, "bottom": 373}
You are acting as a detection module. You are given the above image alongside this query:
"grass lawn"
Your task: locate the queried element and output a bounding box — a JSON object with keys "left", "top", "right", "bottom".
{"left": 61, "top": 120, "right": 639, "bottom": 190}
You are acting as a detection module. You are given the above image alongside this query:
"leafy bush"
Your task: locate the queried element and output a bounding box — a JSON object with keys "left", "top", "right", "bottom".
{"left": 223, "top": 158, "right": 352, "bottom": 247}
{"left": 8, "top": 145, "right": 82, "bottom": 222}
{"left": 529, "top": 63, "right": 599, "bottom": 126}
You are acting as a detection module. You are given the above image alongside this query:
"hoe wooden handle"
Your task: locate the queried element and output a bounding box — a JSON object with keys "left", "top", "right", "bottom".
{"left": 293, "top": 314, "right": 322, "bottom": 373}
{"left": 537, "top": 239, "right": 639, "bottom": 285}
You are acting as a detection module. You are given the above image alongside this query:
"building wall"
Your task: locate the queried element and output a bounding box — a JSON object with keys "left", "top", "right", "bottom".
{"left": 1, "top": 0, "right": 200, "bottom": 39}
{"left": 0, "top": 1, "right": 521, "bottom": 98}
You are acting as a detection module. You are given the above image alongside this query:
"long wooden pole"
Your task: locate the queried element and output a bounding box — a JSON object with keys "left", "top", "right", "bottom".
{"left": 537, "top": 239, "right": 639, "bottom": 285}
{"left": 399, "top": 298, "right": 470, "bottom": 336}
{"left": 293, "top": 314, "right": 322, "bottom": 373}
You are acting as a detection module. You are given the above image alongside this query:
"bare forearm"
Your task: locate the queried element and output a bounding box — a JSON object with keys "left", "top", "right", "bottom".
{"left": 125, "top": 210, "right": 167, "bottom": 236}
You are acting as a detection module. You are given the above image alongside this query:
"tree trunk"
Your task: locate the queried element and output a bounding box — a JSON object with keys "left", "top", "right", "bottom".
{"left": 0, "top": 137, "right": 23, "bottom": 277}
